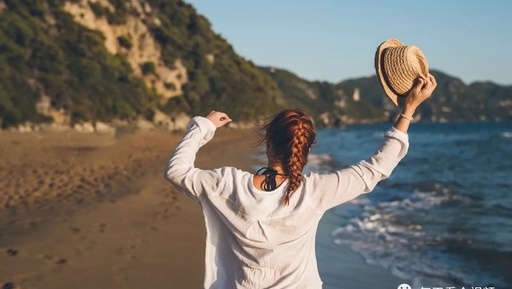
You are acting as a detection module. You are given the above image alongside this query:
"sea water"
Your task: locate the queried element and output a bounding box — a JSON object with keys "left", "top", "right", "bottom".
{"left": 309, "top": 122, "right": 512, "bottom": 288}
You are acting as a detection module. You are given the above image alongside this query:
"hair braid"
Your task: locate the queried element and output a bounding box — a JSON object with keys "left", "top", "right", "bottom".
{"left": 257, "top": 109, "right": 316, "bottom": 205}
{"left": 283, "top": 120, "right": 307, "bottom": 204}
{"left": 284, "top": 114, "right": 316, "bottom": 204}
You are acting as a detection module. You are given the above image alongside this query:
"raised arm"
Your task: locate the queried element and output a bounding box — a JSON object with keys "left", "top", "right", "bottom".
{"left": 308, "top": 127, "right": 409, "bottom": 210}
{"left": 164, "top": 111, "right": 231, "bottom": 201}
{"left": 394, "top": 74, "right": 437, "bottom": 133}
{"left": 309, "top": 75, "right": 437, "bottom": 211}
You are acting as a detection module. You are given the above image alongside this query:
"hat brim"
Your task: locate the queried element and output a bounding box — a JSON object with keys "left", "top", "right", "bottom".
{"left": 374, "top": 39, "right": 403, "bottom": 106}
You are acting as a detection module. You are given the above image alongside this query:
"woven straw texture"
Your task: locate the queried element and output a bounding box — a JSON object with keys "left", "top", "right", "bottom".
{"left": 375, "top": 39, "right": 429, "bottom": 106}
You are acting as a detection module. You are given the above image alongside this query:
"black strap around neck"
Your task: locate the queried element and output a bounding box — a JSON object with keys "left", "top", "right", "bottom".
{"left": 256, "top": 167, "right": 288, "bottom": 191}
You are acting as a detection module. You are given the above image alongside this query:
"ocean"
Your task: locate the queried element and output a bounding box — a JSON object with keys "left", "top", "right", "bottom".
{"left": 308, "top": 121, "right": 512, "bottom": 288}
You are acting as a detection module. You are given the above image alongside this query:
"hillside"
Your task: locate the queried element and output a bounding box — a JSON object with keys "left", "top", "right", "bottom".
{"left": 1, "top": 0, "right": 510, "bottom": 130}
{"left": 0, "top": 0, "right": 285, "bottom": 129}
{"left": 262, "top": 67, "right": 512, "bottom": 125}
{"left": 258, "top": 67, "right": 386, "bottom": 126}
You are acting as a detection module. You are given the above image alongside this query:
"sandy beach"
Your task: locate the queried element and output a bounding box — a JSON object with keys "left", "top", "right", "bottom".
{"left": 0, "top": 128, "right": 406, "bottom": 289}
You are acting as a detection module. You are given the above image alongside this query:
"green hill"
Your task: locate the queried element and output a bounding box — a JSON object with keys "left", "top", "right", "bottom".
{"left": 0, "top": 0, "right": 285, "bottom": 129}
{"left": 259, "top": 67, "right": 385, "bottom": 126}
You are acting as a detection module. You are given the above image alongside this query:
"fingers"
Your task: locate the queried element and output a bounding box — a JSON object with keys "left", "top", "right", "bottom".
{"left": 206, "top": 110, "right": 232, "bottom": 128}
{"left": 206, "top": 110, "right": 225, "bottom": 119}
{"left": 428, "top": 73, "right": 436, "bottom": 83}
{"left": 404, "top": 75, "right": 436, "bottom": 109}
{"left": 422, "top": 74, "right": 437, "bottom": 94}
{"left": 413, "top": 74, "right": 437, "bottom": 94}
{"left": 217, "top": 112, "right": 232, "bottom": 123}
{"left": 428, "top": 74, "right": 437, "bottom": 89}
{"left": 413, "top": 78, "right": 425, "bottom": 93}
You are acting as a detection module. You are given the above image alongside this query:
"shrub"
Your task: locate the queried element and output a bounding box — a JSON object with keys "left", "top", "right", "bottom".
{"left": 140, "top": 61, "right": 156, "bottom": 75}
{"left": 88, "top": 2, "right": 106, "bottom": 18}
{"left": 164, "top": 82, "right": 176, "bottom": 91}
{"left": 117, "top": 35, "right": 132, "bottom": 49}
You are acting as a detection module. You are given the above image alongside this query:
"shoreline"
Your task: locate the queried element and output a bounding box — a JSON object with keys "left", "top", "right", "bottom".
{"left": 1, "top": 128, "right": 407, "bottom": 288}
{"left": 317, "top": 210, "right": 409, "bottom": 289}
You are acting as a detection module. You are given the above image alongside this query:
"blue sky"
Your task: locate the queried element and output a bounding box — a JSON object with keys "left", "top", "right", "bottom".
{"left": 186, "top": 0, "right": 512, "bottom": 85}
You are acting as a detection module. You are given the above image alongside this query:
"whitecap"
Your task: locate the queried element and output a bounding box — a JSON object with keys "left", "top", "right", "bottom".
{"left": 304, "top": 153, "right": 336, "bottom": 173}
{"left": 330, "top": 227, "right": 345, "bottom": 236}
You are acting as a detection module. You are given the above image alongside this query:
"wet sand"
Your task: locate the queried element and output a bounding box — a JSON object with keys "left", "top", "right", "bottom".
{"left": 0, "top": 128, "right": 406, "bottom": 289}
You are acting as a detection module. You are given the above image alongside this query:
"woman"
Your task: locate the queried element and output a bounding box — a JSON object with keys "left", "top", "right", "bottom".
{"left": 165, "top": 75, "right": 437, "bottom": 288}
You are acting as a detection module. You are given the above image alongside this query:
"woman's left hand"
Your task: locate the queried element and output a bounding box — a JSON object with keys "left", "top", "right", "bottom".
{"left": 206, "top": 110, "right": 232, "bottom": 128}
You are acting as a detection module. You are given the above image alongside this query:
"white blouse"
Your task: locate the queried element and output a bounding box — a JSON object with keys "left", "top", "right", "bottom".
{"left": 165, "top": 116, "right": 409, "bottom": 289}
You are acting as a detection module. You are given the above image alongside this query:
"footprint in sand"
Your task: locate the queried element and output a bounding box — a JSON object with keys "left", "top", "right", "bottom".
{"left": 55, "top": 258, "right": 67, "bottom": 265}
{"left": 25, "top": 219, "right": 40, "bottom": 229}
{"left": 69, "top": 227, "right": 80, "bottom": 234}
{"left": 2, "top": 282, "right": 20, "bottom": 289}
{"left": 38, "top": 254, "right": 68, "bottom": 265}
{"left": 115, "top": 245, "right": 138, "bottom": 263}
{"left": 98, "top": 222, "right": 107, "bottom": 233}
{"left": 9, "top": 254, "right": 65, "bottom": 288}
{"left": 6, "top": 248, "right": 18, "bottom": 256}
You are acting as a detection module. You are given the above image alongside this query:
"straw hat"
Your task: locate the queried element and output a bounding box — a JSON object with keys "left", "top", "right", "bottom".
{"left": 374, "top": 38, "right": 429, "bottom": 106}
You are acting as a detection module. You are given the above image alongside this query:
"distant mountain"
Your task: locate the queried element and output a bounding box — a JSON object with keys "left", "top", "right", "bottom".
{"left": 259, "top": 67, "right": 386, "bottom": 126}
{"left": 261, "top": 67, "right": 512, "bottom": 125}
{"left": 417, "top": 71, "right": 512, "bottom": 122}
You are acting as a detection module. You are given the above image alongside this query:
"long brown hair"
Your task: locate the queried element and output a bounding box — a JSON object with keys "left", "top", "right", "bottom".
{"left": 257, "top": 109, "right": 316, "bottom": 205}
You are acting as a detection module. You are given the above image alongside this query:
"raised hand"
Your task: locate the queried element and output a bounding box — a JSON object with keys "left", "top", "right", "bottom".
{"left": 206, "top": 110, "right": 232, "bottom": 128}
{"left": 404, "top": 74, "right": 437, "bottom": 111}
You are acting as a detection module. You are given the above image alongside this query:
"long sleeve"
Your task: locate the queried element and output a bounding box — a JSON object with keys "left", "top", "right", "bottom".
{"left": 164, "top": 116, "right": 223, "bottom": 202}
{"left": 308, "top": 127, "right": 409, "bottom": 211}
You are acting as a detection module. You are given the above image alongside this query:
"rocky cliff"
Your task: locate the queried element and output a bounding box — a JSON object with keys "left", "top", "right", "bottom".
{"left": 0, "top": 0, "right": 284, "bottom": 131}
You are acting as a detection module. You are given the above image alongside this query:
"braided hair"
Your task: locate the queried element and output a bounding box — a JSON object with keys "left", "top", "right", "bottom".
{"left": 257, "top": 109, "right": 316, "bottom": 205}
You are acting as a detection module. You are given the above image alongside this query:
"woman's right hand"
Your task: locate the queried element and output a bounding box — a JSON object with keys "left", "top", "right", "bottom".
{"left": 403, "top": 74, "right": 437, "bottom": 115}
{"left": 206, "top": 110, "right": 232, "bottom": 128}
